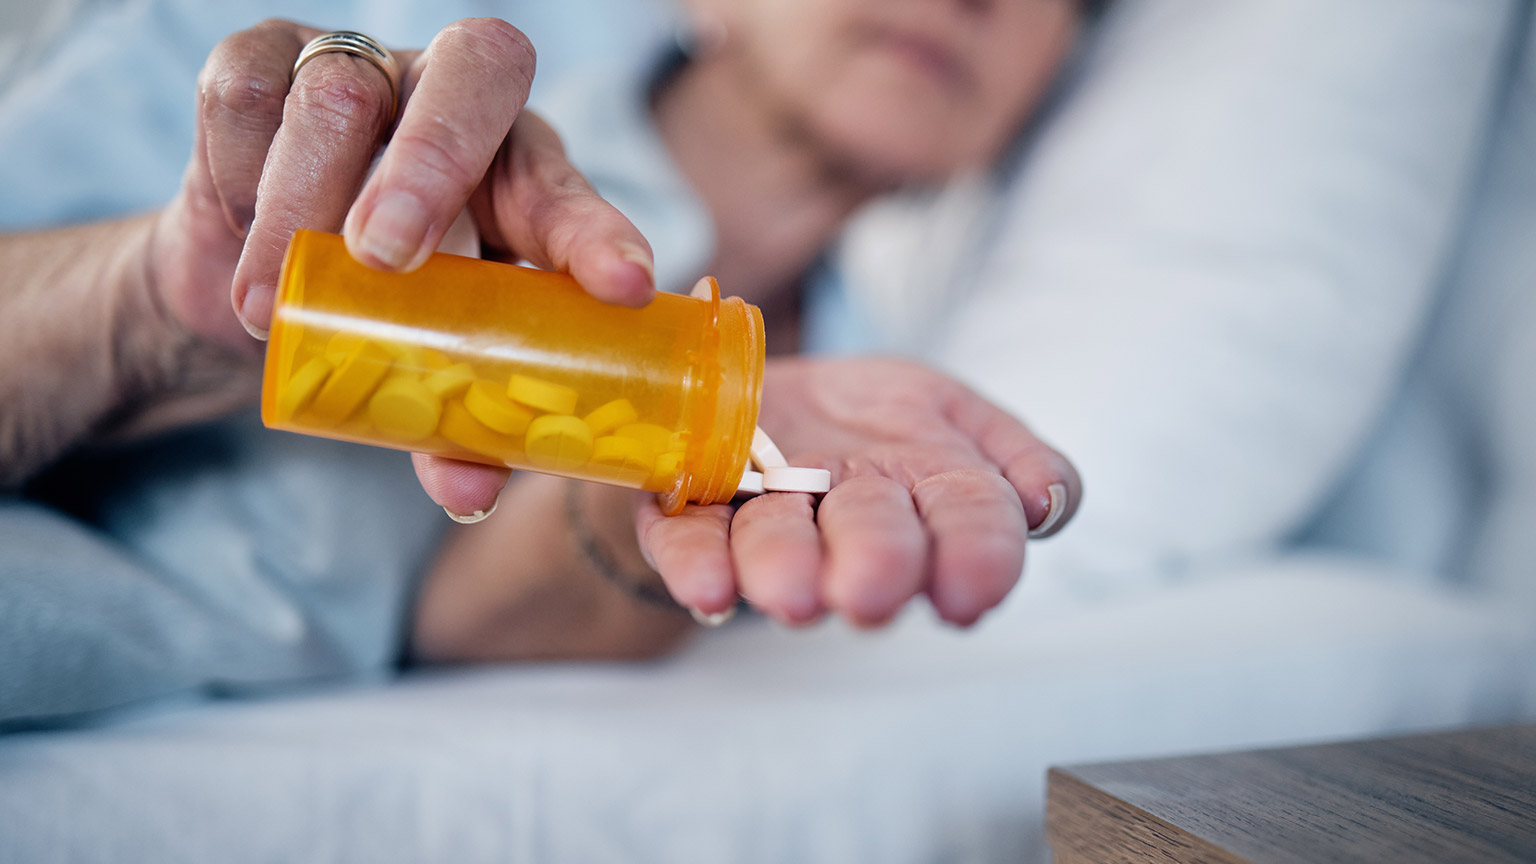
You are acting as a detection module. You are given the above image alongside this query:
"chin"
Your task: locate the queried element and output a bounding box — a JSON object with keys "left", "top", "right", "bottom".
{"left": 818, "top": 116, "right": 978, "bottom": 186}
{"left": 805, "top": 90, "right": 994, "bottom": 186}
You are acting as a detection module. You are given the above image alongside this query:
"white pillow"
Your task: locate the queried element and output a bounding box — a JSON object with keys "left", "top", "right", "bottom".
{"left": 839, "top": 0, "right": 1519, "bottom": 599}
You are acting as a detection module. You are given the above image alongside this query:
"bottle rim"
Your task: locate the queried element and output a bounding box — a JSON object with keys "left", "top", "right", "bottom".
{"left": 662, "top": 277, "right": 764, "bottom": 515}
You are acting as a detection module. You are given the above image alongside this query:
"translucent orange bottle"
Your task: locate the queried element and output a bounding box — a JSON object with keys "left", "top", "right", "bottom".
{"left": 261, "top": 230, "right": 764, "bottom": 515}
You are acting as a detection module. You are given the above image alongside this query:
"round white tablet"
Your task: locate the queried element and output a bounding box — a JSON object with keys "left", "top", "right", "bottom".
{"left": 736, "top": 470, "right": 766, "bottom": 496}
{"left": 750, "top": 426, "right": 788, "bottom": 470}
{"left": 762, "top": 466, "right": 832, "bottom": 494}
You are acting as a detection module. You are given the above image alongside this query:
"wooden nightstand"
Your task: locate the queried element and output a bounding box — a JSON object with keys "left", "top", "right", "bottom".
{"left": 1047, "top": 724, "right": 1536, "bottom": 863}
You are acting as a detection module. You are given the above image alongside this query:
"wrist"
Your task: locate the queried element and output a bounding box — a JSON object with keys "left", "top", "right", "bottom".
{"left": 565, "top": 480, "right": 687, "bottom": 614}
{"left": 411, "top": 475, "right": 694, "bottom": 663}
{"left": 98, "top": 211, "right": 260, "bottom": 441}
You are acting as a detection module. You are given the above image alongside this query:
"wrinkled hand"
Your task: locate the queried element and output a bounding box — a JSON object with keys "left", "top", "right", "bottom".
{"left": 636, "top": 357, "right": 1081, "bottom": 628}
{"left": 148, "top": 17, "right": 654, "bottom": 515}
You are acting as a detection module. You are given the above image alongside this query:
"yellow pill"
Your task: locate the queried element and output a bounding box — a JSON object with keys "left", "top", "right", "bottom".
{"left": 652, "top": 451, "right": 685, "bottom": 484}
{"left": 279, "top": 356, "right": 333, "bottom": 419}
{"left": 368, "top": 376, "right": 442, "bottom": 442}
{"left": 591, "top": 435, "right": 656, "bottom": 485}
{"left": 507, "top": 373, "right": 579, "bottom": 415}
{"left": 424, "top": 363, "right": 476, "bottom": 399}
{"left": 439, "top": 402, "right": 515, "bottom": 459}
{"left": 385, "top": 344, "right": 419, "bottom": 372}
{"left": 392, "top": 344, "right": 455, "bottom": 374}
{"left": 524, "top": 415, "right": 594, "bottom": 471}
{"left": 615, "top": 422, "right": 675, "bottom": 454}
{"left": 310, "top": 339, "right": 392, "bottom": 424}
{"left": 324, "top": 332, "right": 365, "bottom": 366}
{"left": 464, "top": 380, "right": 533, "bottom": 435}
{"left": 582, "top": 398, "right": 640, "bottom": 436}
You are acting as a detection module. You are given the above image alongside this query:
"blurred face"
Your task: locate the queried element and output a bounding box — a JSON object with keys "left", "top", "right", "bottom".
{"left": 691, "top": 0, "right": 1080, "bottom": 184}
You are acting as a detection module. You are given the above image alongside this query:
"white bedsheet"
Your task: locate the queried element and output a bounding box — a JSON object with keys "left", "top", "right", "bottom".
{"left": 4, "top": 560, "right": 1531, "bottom": 863}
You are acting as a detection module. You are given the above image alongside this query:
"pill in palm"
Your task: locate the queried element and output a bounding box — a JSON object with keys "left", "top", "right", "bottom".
{"left": 736, "top": 470, "right": 766, "bottom": 495}
{"left": 750, "top": 426, "right": 787, "bottom": 470}
{"left": 761, "top": 466, "right": 832, "bottom": 494}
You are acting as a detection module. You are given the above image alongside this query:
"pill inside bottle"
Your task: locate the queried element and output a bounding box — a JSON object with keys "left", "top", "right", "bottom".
{"left": 261, "top": 230, "right": 765, "bottom": 515}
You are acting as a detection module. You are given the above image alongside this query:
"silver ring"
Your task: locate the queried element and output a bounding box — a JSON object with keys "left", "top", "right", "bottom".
{"left": 292, "top": 31, "right": 401, "bottom": 113}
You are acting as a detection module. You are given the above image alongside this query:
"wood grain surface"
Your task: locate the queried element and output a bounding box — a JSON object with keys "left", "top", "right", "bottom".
{"left": 1047, "top": 724, "right": 1536, "bottom": 864}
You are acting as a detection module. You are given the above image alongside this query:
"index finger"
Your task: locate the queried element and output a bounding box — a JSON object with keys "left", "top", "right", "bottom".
{"left": 471, "top": 112, "right": 656, "bottom": 307}
{"left": 342, "top": 18, "right": 537, "bottom": 274}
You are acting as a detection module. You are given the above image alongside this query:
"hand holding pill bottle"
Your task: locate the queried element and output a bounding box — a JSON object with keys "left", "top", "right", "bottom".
{"left": 262, "top": 230, "right": 767, "bottom": 515}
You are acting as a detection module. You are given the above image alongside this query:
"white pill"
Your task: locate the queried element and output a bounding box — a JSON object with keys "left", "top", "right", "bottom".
{"left": 762, "top": 466, "right": 832, "bottom": 494}
{"left": 736, "top": 470, "right": 766, "bottom": 496}
{"left": 750, "top": 426, "right": 788, "bottom": 470}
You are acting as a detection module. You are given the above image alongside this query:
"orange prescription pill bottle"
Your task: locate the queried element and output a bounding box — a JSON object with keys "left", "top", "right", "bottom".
{"left": 261, "top": 230, "right": 765, "bottom": 515}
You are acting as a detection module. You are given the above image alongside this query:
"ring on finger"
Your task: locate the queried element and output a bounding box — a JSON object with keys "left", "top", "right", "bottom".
{"left": 292, "top": 30, "right": 401, "bottom": 114}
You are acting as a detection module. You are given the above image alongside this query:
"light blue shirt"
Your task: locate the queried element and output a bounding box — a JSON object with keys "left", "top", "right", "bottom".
{"left": 0, "top": 0, "right": 681, "bottom": 727}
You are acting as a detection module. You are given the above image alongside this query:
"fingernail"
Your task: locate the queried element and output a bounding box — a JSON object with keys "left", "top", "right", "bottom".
{"left": 1028, "top": 482, "right": 1068, "bottom": 539}
{"left": 444, "top": 497, "right": 498, "bottom": 525}
{"left": 238, "top": 290, "right": 270, "bottom": 341}
{"left": 690, "top": 605, "right": 736, "bottom": 627}
{"left": 616, "top": 241, "right": 655, "bottom": 285}
{"left": 358, "top": 191, "right": 430, "bottom": 270}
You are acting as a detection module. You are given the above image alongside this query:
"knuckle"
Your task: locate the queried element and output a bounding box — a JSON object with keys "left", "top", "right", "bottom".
{"left": 291, "top": 66, "right": 390, "bottom": 133}
{"left": 912, "top": 468, "right": 1015, "bottom": 511}
{"left": 826, "top": 474, "right": 904, "bottom": 510}
{"left": 515, "top": 144, "right": 585, "bottom": 206}
{"left": 205, "top": 67, "right": 288, "bottom": 125}
{"left": 532, "top": 199, "right": 587, "bottom": 256}
{"left": 741, "top": 492, "right": 816, "bottom": 522}
{"left": 390, "top": 125, "right": 484, "bottom": 194}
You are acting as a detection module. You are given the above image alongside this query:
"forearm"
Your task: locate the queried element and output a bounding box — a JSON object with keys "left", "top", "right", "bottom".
{"left": 0, "top": 214, "right": 258, "bottom": 488}
{"left": 411, "top": 473, "right": 693, "bottom": 663}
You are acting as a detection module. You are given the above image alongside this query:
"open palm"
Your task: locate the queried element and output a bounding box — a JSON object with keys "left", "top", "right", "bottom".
{"left": 638, "top": 356, "right": 1080, "bottom": 628}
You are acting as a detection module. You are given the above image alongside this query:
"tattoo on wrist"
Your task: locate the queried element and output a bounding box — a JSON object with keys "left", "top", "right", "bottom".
{"left": 564, "top": 481, "right": 686, "bottom": 613}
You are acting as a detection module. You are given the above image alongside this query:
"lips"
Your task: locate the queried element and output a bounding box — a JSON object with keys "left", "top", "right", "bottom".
{"left": 863, "top": 25, "right": 971, "bottom": 90}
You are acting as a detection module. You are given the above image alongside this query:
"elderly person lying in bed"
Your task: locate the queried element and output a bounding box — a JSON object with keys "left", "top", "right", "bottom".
{"left": 0, "top": 0, "right": 1088, "bottom": 723}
